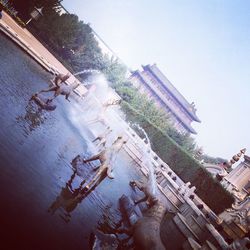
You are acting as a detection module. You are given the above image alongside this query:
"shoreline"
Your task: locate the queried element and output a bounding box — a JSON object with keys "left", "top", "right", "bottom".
{"left": 0, "top": 11, "right": 87, "bottom": 96}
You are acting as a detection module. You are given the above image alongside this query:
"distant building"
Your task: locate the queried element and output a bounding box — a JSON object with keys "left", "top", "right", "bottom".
{"left": 222, "top": 155, "right": 250, "bottom": 200}
{"left": 129, "top": 64, "right": 201, "bottom": 134}
{"left": 219, "top": 155, "right": 250, "bottom": 235}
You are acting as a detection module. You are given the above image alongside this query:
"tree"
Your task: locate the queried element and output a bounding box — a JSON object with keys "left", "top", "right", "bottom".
{"left": 32, "top": 12, "right": 104, "bottom": 74}
{"left": 114, "top": 81, "right": 171, "bottom": 132}
{"left": 166, "top": 128, "right": 197, "bottom": 154}
{"left": 100, "top": 56, "right": 127, "bottom": 85}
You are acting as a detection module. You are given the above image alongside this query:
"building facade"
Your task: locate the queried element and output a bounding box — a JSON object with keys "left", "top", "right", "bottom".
{"left": 219, "top": 155, "right": 250, "bottom": 235}
{"left": 129, "top": 64, "right": 201, "bottom": 134}
{"left": 222, "top": 155, "right": 250, "bottom": 200}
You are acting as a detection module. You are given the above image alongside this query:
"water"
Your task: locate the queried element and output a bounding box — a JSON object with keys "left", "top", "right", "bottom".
{"left": 73, "top": 69, "right": 100, "bottom": 76}
{"left": 79, "top": 73, "right": 122, "bottom": 138}
{"left": 0, "top": 33, "right": 143, "bottom": 250}
{"left": 132, "top": 124, "right": 158, "bottom": 196}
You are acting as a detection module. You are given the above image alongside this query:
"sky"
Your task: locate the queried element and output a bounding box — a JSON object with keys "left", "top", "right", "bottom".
{"left": 63, "top": 0, "right": 250, "bottom": 159}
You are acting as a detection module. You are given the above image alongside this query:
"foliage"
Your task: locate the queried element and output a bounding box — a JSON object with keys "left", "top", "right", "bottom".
{"left": 167, "top": 127, "right": 197, "bottom": 154}
{"left": 29, "top": 12, "right": 103, "bottom": 75}
{"left": 121, "top": 102, "right": 234, "bottom": 214}
{"left": 100, "top": 56, "right": 127, "bottom": 85}
{"left": 114, "top": 82, "right": 169, "bottom": 126}
{"left": 201, "top": 154, "right": 227, "bottom": 165}
{"left": 0, "top": 1, "right": 26, "bottom": 27}
{"left": 9, "top": 0, "right": 105, "bottom": 74}
{"left": 113, "top": 81, "right": 197, "bottom": 154}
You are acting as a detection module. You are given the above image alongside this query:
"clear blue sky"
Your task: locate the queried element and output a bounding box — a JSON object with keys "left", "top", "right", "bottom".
{"left": 63, "top": 0, "right": 250, "bottom": 159}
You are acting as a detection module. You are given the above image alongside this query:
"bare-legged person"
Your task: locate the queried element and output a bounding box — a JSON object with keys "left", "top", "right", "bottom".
{"left": 49, "top": 81, "right": 80, "bottom": 102}
{"left": 37, "top": 81, "right": 79, "bottom": 104}
{"left": 37, "top": 72, "right": 71, "bottom": 95}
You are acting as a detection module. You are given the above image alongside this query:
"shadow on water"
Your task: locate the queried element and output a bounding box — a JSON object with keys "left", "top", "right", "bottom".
{"left": 16, "top": 100, "right": 48, "bottom": 136}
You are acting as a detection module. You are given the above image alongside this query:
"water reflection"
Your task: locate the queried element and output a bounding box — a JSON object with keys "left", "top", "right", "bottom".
{"left": 48, "top": 155, "right": 107, "bottom": 222}
{"left": 95, "top": 191, "right": 141, "bottom": 249}
{"left": 96, "top": 203, "right": 130, "bottom": 250}
{"left": 16, "top": 100, "right": 47, "bottom": 135}
{"left": 48, "top": 169, "right": 85, "bottom": 222}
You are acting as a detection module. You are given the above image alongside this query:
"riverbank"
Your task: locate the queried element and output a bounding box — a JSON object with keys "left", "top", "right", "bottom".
{"left": 0, "top": 10, "right": 87, "bottom": 96}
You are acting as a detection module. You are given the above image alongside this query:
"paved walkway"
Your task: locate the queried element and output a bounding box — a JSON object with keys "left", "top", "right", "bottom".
{"left": 0, "top": 11, "right": 87, "bottom": 95}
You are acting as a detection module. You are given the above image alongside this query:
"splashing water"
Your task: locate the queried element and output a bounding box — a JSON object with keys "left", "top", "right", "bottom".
{"left": 133, "top": 124, "right": 151, "bottom": 149}
{"left": 67, "top": 72, "right": 122, "bottom": 152}
{"left": 132, "top": 124, "right": 158, "bottom": 196}
{"left": 66, "top": 101, "right": 98, "bottom": 154}
{"left": 73, "top": 69, "right": 101, "bottom": 76}
{"left": 71, "top": 70, "right": 157, "bottom": 192}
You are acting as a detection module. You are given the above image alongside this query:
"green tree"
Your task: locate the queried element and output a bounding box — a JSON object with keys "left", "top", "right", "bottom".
{"left": 114, "top": 82, "right": 171, "bottom": 132}
{"left": 32, "top": 12, "right": 103, "bottom": 73}
{"left": 100, "top": 56, "right": 127, "bottom": 85}
{"left": 115, "top": 80, "right": 197, "bottom": 153}
{"left": 166, "top": 128, "right": 197, "bottom": 154}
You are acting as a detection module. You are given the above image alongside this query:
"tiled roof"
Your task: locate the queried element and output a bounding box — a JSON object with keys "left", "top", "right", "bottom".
{"left": 142, "top": 64, "right": 201, "bottom": 123}
{"left": 132, "top": 71, "right": 197, "bottom": 134}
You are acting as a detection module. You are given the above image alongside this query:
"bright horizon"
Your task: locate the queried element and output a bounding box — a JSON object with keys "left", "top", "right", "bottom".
{"left": 63, "top": 0, "right": 250, "bottom": 160}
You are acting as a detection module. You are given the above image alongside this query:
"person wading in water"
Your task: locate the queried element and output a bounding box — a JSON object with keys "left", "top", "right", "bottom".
{"left": 37, "top": 72, "right": 71, "bottom": 96}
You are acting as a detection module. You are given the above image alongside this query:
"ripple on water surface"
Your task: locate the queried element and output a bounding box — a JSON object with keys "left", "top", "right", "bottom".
{"left": 0, "top": 33, "right": 142, "bottom": 249}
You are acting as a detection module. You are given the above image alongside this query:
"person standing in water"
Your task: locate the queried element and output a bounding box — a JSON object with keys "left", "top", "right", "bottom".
{"left": 53, "top": 72, "right": 71, "bottom": 86}
{"left": 37, "top": 72, "right": 71, "bottom": 95}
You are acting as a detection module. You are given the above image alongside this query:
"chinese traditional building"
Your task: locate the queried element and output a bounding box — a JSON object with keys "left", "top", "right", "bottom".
{"left": 129, "top": 64, "right": 201, "bottom": 134}
{"left": 222, "top": 154, "right": 250, "bottom": 200}
{"left": 219, "top": 155, "right": 250, "bottom": 236}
